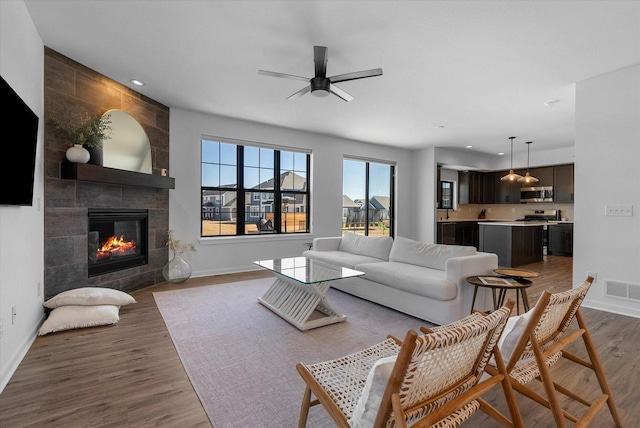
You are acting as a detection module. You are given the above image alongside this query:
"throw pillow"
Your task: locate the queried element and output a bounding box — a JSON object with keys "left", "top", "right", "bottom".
{"left": 43, "top": 287, "right": 136, "bottom": 309}
{"left": 38, "top": 305, "right": 120, "bottom": 336}
{"left": 338, "top": 232, "right": 393, "bottom": 260}
{"left": 389, "top": 236, "right": 476, "bottom": 270}
{"left": 349, "top": 355, "right": 397, "bottom": 428}
{"left": 491, "top": 309, "right": 534, "bottom": 366}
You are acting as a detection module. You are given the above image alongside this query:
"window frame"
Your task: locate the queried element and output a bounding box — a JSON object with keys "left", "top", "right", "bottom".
{"left": 342, "top": 157, "right": 395, "bottom": 238}
{"left": 201, "top": 136, "right": 311, "bottom": 238}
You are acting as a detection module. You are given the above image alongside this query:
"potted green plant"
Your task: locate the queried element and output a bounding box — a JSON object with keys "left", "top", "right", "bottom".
{"left": 51, "top": 112, "right": 112, "bottom": 165}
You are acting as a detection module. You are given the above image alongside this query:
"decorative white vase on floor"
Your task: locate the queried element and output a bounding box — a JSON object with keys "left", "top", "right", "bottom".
{"left": 66, "top": 144, "right": 90, "bottom": 163}
{"left": 162, "top": 253, "right": 192, "bottom": 283}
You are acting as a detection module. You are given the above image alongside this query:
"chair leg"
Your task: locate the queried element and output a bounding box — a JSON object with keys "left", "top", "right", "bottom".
{"left": 298, "top": 386, "right": 312, "bottom": 428}
{"left": 492, "top": 346, "right": 524, "bottom": 428}
{"left": 531, "top": 338, "right": 568, "bottom": 428}
{"left": 576, "top": 310, "right": 623, "bottom": 427}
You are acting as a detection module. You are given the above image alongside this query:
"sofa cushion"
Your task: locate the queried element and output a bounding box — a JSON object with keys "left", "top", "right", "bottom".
{"left": 338, "top": 232, "right": 393, "bottom": 261}
{"left": 302, "top": 250, "right": 384, "bottom": 270}
{"left": 389, "top": 236, "right": 476, "bottom": 270}
{"left": 355, "top": 262, "right": 457, "bottom": 301}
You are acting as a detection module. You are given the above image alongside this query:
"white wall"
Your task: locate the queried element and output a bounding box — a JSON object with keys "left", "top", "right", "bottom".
{"left": 574, "top": 64, "right": 640, "bottom": 318}
{"left": 0, "top": 0, "right": 45, "bottom": 392}
{"left": 169, "top": 108, "right": 413, "bottom": 277}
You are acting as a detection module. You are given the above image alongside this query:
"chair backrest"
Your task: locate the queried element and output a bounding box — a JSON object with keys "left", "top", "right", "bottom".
{"left": 373, "top": 303, "right": 513, "bottom": 427}
{"left": 505, "top": 276, "right": 593, "bottom": 371}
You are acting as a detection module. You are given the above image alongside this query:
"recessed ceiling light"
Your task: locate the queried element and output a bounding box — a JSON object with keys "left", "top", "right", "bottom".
{"left": 436, "top": 125, "right": 445, "bottom": 129}
{"left": 498, "top": 152, "right": 505, "bottom": 156}
{"left": 466, "top": 145, "right": 473, "bottom": 148}
{"left": 130, "top": 79, "right": 146, "bottom": 86}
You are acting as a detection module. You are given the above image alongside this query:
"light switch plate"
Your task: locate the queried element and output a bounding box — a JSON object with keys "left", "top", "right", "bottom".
{"left": 605, "top": 204, "right": 633, "bottom": 217}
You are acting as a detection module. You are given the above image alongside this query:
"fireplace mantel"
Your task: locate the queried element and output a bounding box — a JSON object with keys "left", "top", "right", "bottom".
{"left": 61, "top": 162, "right": 175, "bottom": 189}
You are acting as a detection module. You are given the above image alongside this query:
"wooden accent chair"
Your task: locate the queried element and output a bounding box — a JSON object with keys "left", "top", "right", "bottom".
{"left": 484, "top": 276, "right": 622, "bottom": 427}
{"left": 296, "top": 300, "right": 523, "bottom": 428}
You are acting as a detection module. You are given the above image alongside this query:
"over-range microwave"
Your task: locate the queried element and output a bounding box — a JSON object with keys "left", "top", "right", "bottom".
{"left": 521, "top": 186, "right": 554, "bottom": 203}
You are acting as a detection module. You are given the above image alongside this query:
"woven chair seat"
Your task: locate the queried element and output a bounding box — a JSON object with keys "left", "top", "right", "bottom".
{"left": 508, "top": 351, "right": 562, "bottom": 384}
{"left": 300, "top": 337, "right": 401, "bottom": 419}
{"left": 430, "top": 400, "right": 480, "bottom": 428}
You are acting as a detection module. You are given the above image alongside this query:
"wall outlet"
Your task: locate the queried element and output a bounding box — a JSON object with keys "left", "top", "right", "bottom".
{"left": 605, "top": 204, "right": 633, "bottom": 217}
{"left": 12, "top": 306, "right": 17, "bottom": 325}
{"left": 587, "top": 271, "right": 598, "bottom": 282}
{"left": 487, "top": 208, "right": 492, "bottom": 213}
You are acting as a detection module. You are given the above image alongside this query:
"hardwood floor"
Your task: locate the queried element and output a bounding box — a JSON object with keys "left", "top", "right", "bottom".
{"left": 1, "top": 256, "right": 637, "bottom": 427}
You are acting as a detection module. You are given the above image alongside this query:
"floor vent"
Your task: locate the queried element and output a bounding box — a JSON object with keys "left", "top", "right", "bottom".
{"left": 605, "top": 280, "right": 640, "bottom": 302}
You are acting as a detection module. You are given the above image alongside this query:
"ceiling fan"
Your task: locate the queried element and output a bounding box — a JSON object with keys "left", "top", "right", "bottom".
{"left": 258, "top": 46, "right": 383, "bottom": 102}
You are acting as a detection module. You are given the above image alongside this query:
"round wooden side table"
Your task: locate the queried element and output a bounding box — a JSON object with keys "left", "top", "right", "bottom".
{"left": 466, "top": 275, "right": 533, "bottom": 315}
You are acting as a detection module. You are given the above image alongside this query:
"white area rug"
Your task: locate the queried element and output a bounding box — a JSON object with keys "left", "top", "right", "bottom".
{"left": 153, "top": 277, "right": 430, "bottom": 428}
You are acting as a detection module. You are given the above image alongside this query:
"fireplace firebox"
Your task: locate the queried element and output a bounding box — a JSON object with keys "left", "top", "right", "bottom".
{"left": 88, "top": 209, "right": 148, "bottom": 277}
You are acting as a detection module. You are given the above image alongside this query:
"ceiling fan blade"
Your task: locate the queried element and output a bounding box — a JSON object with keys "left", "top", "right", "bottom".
{"left": 329, "top": 68, "right": 383, "bottom": 83}
{"left": 314, "top": 46, "right": 328, "bottom": 78}
{"left": 329, "top": 84, "right": 354, "bottom": 102}
{"left": 258, "top": 70, "right": 309, "bottom": 82}
{"left": 286, "top": 85, "right": 311, "bottom": 100}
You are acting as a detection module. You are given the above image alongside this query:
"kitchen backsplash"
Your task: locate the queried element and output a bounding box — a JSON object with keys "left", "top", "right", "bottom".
{"left": 437, "top": 203, "right": 574, "bottom": 222}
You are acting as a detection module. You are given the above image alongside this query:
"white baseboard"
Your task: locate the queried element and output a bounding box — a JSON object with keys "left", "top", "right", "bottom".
{"left": 581, "top": 300, "right": 640, "bottom": 319}
{"left": 192, "top": 265, "right": 264, "bottom": 278}
{"left": 0, "top": 313, "right": 45, "bottom": 394}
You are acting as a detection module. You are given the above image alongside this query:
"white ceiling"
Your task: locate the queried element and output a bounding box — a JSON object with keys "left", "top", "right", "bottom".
{"left": 24, "top": 0, "right": 640, "bottom": 156}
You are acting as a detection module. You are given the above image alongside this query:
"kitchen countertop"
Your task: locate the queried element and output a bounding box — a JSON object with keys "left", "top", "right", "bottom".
{"left": 437, "top": 218, "right": 513, "bottom": 222}
{"left": 478, "top": 221, "right": 548, "bottom": 226}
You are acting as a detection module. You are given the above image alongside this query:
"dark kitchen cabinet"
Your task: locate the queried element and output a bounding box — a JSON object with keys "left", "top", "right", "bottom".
{"left": 437, "top": 222, "right": 457, "bottom": 245}
{"left": 459, "top": 171, "right": 494, "bottom": 204}
{"left": 554, "top": 164, "right": 574, "bottom": 202}
{"left": 437, "top": 221, "right": 479, "bottom": 248}
{"left": 548, "top": 223, "right": 573, "bottom": 256}
{"left": 494, "top": 171, "right": 523, "bottom": 204}
{"left": 479, "top": 223, "right": 543, "bottom": 267}
{"left": 522, "top": 167, "right": 554, "bottom": 187}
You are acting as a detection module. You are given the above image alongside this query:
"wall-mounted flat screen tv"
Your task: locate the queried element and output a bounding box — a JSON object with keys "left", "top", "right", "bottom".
{"left": 0, "top": 75, "right": 39, "bottom": 206}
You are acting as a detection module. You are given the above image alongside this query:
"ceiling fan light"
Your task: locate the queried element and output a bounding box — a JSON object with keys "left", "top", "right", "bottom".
{"left": 311, "top": 89, "right": 330, "bottom": 98}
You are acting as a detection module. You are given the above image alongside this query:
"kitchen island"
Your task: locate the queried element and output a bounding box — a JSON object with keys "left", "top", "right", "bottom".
{"left": 478, "top": 221, "right": 545, "bottom": 268}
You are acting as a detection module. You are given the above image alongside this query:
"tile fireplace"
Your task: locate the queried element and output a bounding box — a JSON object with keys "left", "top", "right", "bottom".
{"left": 88, "top": 209, "right": 148, "bottom": 277}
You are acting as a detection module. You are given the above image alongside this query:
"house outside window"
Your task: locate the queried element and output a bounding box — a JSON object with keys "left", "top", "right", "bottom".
{"left": 342, "top": 158, "right": 394, "bottom": 237}
{"left": 201, "top": 138, "right": 310, "bottom": 236}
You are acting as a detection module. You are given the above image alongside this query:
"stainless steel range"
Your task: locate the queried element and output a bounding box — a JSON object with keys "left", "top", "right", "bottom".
{"left": 517, "top": 209, "right": 559, "bottom": 222}
{"left": 516, "top": 209, "right": 559, "bottom": 254}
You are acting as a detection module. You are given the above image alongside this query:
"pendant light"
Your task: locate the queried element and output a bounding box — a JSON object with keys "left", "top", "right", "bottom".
{"left": 500, "top": 136, "right": 523, "bottom": 182}
{"left": 517, "top": 141, "right": 539, "bottom": 183}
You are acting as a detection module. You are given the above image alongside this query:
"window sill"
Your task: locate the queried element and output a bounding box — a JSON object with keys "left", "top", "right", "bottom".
{"left": 199, "top": 233, "right": 314, "bottom": 246}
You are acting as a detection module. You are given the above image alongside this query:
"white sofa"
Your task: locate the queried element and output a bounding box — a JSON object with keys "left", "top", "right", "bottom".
{"left": 303, "top": 233, "right": 496, "bottom": 325}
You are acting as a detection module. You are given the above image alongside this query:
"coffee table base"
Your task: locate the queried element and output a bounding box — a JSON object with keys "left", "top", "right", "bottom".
{"left": 258, "top": 274, "right": 346, "bottom": 331}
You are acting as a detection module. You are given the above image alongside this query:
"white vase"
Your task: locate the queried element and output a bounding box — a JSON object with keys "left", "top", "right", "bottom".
{"left": 162, "top": 253, "right": 192, "bottom": 283}
{"left": 66, "top": 144, "right": 90, "bottom": 163}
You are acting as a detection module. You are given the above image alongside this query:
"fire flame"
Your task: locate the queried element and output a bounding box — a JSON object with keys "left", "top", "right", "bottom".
{"left": 97, "top": 235, "right": 136, "bottom": 259}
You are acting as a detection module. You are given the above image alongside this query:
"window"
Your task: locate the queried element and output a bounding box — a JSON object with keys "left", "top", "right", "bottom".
{"left": 440, "top": 180, "right": 454, "bottom": 209}
{"left": 201, "top": 138, "right": 310, "bottom": 237}
{"left": 342, "top": 158, "right": 394, "bottom": 237}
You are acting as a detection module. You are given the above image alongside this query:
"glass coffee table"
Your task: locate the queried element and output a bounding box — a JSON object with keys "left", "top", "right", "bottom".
{"left": 254, "top": 257, "right": 364, "bottom": 331}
